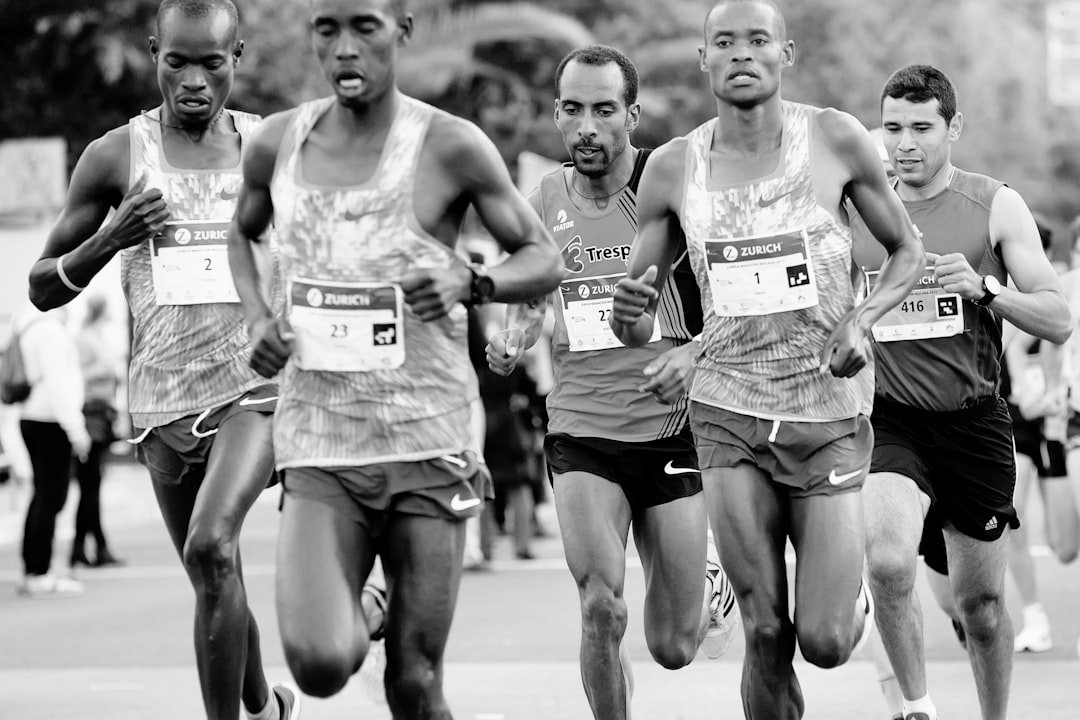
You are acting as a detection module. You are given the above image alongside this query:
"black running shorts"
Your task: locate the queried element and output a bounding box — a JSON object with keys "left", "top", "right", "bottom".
{"left": 1009, "top": 403, "right": 1067, "bottom": 479}
{"left": 544, "top": 428, "right": 702, "bottom": 513}
{"left": 871, "top": 395, "right": 1018, "bottom": 542}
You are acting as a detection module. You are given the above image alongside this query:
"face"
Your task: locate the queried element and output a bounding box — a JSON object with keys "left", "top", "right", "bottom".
{"left": 150, "top": 9, "right": 240, "bottom": 127}
{"left": 309, "top": 0, "right": 411, "bottom": 108}
{"left": 881, "top": 96, "right": 961, "bottom": 188}
{"left": 554, "top": 60, "right": 639, "bottom": 178}
{"left": 699, "top": 1, "right": 793, "bottom": 108}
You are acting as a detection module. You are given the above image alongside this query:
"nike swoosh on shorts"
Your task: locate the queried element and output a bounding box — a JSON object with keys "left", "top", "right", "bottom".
{"left": 664, "top": 461, "right": 700, "bottom": 476}
{"left": 827, "top": 468, "right": 863, "bottom": 485}
{"left": 450, "top": 493, "right": 482, "bottom": 512}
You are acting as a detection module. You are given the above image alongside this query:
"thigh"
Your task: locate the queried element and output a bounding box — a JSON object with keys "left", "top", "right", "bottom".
{"left": 553, "top": 470, "right": 632, "bottom": 592}
{"left": 864, "top": 471, "right": 929, "bottom": 565}
{"left": 703, "top": 464, "right": 789, "bottom": 619}
{"left": 942, "top": 523, "right": 1008, "bottom": 606}
{"left": 634, "top": 490, "right": 708, "bottom": 627}
{"left": 380, "top": 512, "right": 467, "bottom": 662}
{"left": 192, "top": 412, "right": 275, "bottom": 542}
{"left": 789, "top": 490, "right": 865, "bottom": 629}
{"left": 277, "top": 492, "right": 377, "bottom": 655}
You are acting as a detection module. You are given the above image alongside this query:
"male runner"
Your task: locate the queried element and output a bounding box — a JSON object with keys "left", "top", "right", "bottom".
{"left": 485, "top": 45, "right": 738, "bottom": 720}
{"left": 851, "top": 64, "right": 1071, "bottom": 720}
{"left": 27, "top": 2, "right": 297, "bottom": 719}
{"left": 610, "top": 2, "right": 925, "bottom": 717}
{"left": 227, "top": 0, "right": 562, "bottom": 717}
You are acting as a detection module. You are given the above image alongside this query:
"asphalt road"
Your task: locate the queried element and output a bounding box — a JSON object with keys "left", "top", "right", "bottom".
{"left": 1, "top": 459, "right": 1077, "bottom": 719}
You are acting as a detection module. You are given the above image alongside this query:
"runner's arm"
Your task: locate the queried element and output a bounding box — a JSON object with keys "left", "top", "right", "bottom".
{"left": 989, "top": 188, "right": 1071, "bottom": 344}
{"left": 29, "top": 131, "right": 167, "bottom": 309}
{"left": 831, "top": 113, "right": 925, "bottom": 332}
{"left": 611, "top": 140, "right": 685, "bottom": 347}
{"left": 504, "top": 190, "right": 555, "bottom": 350}
{"left": 228, "top": 113, "right": 289, "bottom": 335}
{"left": 451, "top": 122, "right": 564, "bottom": 303}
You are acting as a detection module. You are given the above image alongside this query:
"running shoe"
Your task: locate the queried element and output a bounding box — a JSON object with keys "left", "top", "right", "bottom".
{"left": 16, "top": 573, "right": 84, "bottom": 598}
{"left": 700, "top": 546, "right": 739, "bottom": 659}
{"left": 904, "top": 713, "right": 933, "bottom": 720}
{"left": 852, "top": 576, "right": 875, "bottom": 656}
{"left": 362, "top": 581, "right": 388, "bottom": 641}
{"left": 272, "top": 682, "right": 302, "bottom": 719}
{"left": 1014, "top": 605, "right": 1053, "bottom": 653}
{"left": 359, "top": 639, "right": 387, "bottom": 706}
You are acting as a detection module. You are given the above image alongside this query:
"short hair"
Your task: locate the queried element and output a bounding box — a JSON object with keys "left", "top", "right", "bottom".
{"left": 881, "top": 64, "right": 957, "bottom": 124}
{"left": 703, "top": 0, "right": 787, "bottom": 44}
{"left": 554, "top": 45, "right": 639, "bottom": 108}
{"left": 157, "top": 0, "right": 238, "bottom": 41}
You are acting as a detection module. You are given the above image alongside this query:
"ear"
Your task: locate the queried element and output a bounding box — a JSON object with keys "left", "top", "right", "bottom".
{"left": 781, "top": 40, "right": 795, "bottom": 69}
{"left": 397, "top": 14, "right": 413, "bottom": 47}
{"left": 233, "top": 40, "right": 244, "bottom": 65}
{"left": 553, "top": 98, "right": 560, "bottom": 127}
{"left": 698, "top": 46, "right": 707, "bottom": 73}
{"left": 626, "top": 102, "right": 641, "bottom": 134}
{"left": 948, "top": 111, "right": 963, "bottom": 142}
{"left": 149, "top": 36, "right": 159, "bottom": 59}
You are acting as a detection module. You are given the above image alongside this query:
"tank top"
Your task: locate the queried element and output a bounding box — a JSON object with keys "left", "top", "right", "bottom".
{"left": 539, "top": 149, "right": 703, "bottom": 442}
{"left": 269, "top": 94, "right": 476, "bottom": 469}
{"left": 850, "top": 169, "right": 1005, "bottom": 411}
{"left": 680, "top": 102, "right": 872, "bottom": 421}
{"left": 124, "top": 108, "right": 270, "bottom": 428}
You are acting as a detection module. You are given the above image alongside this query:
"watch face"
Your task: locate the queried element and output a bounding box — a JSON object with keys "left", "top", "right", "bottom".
{"left": 984, "top": 275, "right": 1002, "bottom": 294}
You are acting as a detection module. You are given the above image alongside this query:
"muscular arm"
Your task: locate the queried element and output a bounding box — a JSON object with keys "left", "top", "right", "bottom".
{"left": 826, "top": 111, "right": 925, "bottom": 334}
{"left": 610, "top": 140, "right": 686, "bottom": 347}
{"left": 443, "top": 120, "right": 564, "bottom": 303}
{"left": 988, "top": 188, "right": 1071, "bottom": 344}
{"left": 29, "top": 131, "right": 165, "bottom": 309}
{"left": 228, "top": 112, "right": 289, "bottom": 333}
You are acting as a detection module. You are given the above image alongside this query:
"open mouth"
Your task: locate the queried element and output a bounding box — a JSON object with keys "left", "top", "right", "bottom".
{"left": 335, "top": 70, "right": 365, "bottom": 92}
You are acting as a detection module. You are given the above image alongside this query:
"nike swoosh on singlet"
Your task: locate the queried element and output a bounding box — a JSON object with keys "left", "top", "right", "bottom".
{"left": 663, "top": 461, "right": 700, "bottom": 476}
{"left": 238, "top": 395, "right": 278, "bottom": 407}
{"left": 219, "top": 188, "right": 240, "bottom": 201}
{"left": 827, "top": 468, "right": 863, "bottom": 486}
{"left": 450, "top": 493, "right": 482, "bottom": 512}
{"left": 757, "top": 189, "right": 795, "bottom": 208}
{"left": 343, "top": 210, "right": 365, "bottom": 222}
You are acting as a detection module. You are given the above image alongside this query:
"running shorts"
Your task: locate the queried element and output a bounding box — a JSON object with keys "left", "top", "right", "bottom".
{"left": 543, "top": 427, "right": 702, "bottom": 513}
{"left": 870, "top": 395, "right": 1018, "bottom": 542}
{"left": 689, "top": 401, "right": 871, "bottom": 498}
{"left": 133, "top": 384, "right": 278, "bottom": 487}
{"left": 282, "top": 451, "right": 493, "bottom": 539}
{"left": 1009, "top": 403, "right": 1067, "bottom": 479}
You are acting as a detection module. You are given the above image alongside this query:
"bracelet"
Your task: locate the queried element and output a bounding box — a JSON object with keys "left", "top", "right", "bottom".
{"left": 56, "top": 254, "right": 86, "bottom": 293}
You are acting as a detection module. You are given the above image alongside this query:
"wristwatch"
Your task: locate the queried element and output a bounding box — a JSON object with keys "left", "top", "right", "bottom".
{"left": 973, "top": 275, "right": 1002, "bottom": 307}
{"left": 467, "top": 263, "right": 496, "bottom": 306}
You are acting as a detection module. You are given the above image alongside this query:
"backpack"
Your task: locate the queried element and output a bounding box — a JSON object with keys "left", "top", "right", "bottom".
{"left": 0, "top": 326, "right": 32, "bottom": 405}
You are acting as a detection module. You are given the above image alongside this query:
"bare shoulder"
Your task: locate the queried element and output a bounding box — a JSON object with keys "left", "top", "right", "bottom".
{"left": 246, "top": 109, "right": 296, "bottom": 158}
{"left": 424, "top": 110, "right": 492, "bottom": 166}
{"left": 811, "top": 107, "right": 870, "bottom": 158}
{"left": 77, "top": 126, "right": 131, "bottom": 194}
{"left": 646, "top": 136, "right": 689, "bottom": 180}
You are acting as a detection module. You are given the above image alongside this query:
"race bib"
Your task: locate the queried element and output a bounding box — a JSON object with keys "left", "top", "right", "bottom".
{"left": 867, "top": 267, "right": 963, "bottom": 342}
{"left": 288, "top": 278, "right": 405, "bottom": 372}
{"left": 705, "top": 229, "right": 818, "bottom": 316}
{"left": 559, "top": 273, "right": 660, "bottom": 352}
{"left": 151, "top": 220, "right": 238, "bottom": 305}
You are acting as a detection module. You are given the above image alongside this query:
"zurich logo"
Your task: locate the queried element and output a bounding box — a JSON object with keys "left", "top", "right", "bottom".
{"left": 722, "top": 245, "right": 738, "bottom": 261}
{"left": 578, "top": 284, "right": 591, "bottom": 299}
{"left": 306, "top": 287, "right": 324, "bottom": 308}
{"left": 174, "top": 228, "right": 192, "bottom": 245}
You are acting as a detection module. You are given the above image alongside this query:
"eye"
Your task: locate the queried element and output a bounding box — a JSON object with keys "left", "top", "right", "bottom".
{"left": 166, "top": 58, "right": 184, "bottom": 69}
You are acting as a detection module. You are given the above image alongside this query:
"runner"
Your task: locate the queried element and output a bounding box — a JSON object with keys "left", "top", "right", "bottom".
{"left": 610, "top": 2, "right": 925, "bottom": 717}
{"left": 27, "top": 1, "right": 297, "bottom": 719}
{"left": 227, "top": 0, "right": 562, "bottom": 716}
{"left": 851, "top": 64, "right": 1072, "bottom": 720}
{"left": 485, "top": 45, "right": 738, "bottom": 720}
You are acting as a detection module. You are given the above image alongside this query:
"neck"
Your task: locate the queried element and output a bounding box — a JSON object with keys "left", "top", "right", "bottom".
{"left": 573, "top": 146, "right": 637, "bottom": 200}
{"left": 713, "top": 95, "right": 784, "bottom": 156}
{"left": 154, "top": 105, "right": 227, "bottom": 142}
{"left": 896, "top": 163, "right": 955, "bottom": 202}
{"left": 333, "top": 89, "right": 399, "bottom": 133}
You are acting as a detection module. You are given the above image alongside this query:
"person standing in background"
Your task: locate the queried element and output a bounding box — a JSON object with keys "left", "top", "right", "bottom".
{"left": 71, "top": 295, "right": 124, "bottom": 568}
{"left": 15, "top": 303, "right": 90, "bottom": 597}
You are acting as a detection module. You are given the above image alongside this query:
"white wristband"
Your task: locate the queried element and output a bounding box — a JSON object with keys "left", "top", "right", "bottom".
{"left": 56, "top": 254, "right": 86, "bottom": 293}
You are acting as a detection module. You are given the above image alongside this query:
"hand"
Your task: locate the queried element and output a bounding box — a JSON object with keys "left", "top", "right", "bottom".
{"left": 249, "top": 315, "right": 294, "bottom": 378}
{"left": 400, "top": 263, "right": 471, "bottom": 321}
{"left": 71, "top": 433, "right": 91, "bottom": 462}
{"left": 485, "top": 327, "right": 527, "bottom": 377}
{"left": 640, "top": 340, "right": 697, "bottom": 404}
{"left": 820, "top": 316, "right": 871, "bottom": 378}
{"left": 107, "top": 173, "right": 170, "bottom": 250}
{"left": 928, "top": 251, "right": 982, "bottom": 302}
{"left": 611, "top": 265, "right": 658, "bottom": 327}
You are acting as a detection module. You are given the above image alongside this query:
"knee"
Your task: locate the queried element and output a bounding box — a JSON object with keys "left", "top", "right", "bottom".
{"left": 182, "top": 531, "right": 238, "bottom": 585}
{"left": 284, "top": 646, "right": 353, "bottom": 698}
{"left": 866, "top": 544, "right": 917, "bottom": 598}
{"left": 742, "top": 614, "right": 788, "bottom": 668}
{"left": 386, "top": 661, "right": 441, "bottom": 710}
{"left": 580, "top": 581, "right": 628, "bottom": 642}
{"left": 647, "top": 634, "right": 696, "bottom": 671}
{"left": 1050, "top": 533, "right": 1079, "bottom": 564}
{"left": 955, "top": 591, "right": 1006, "bottom": 642}
{"left": 795, "top": 622, "right": 848, "bottom": 669}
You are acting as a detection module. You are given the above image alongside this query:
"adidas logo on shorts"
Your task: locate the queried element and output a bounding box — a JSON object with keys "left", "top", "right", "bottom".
{"left": 984, "top": 516, "right": 998, "bottom": 532}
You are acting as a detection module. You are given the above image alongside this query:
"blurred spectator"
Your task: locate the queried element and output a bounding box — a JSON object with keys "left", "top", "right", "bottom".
{"left": 70, "top": 294, "right": 123, "bottom": 568}
{"left": 15, "top": 303, "right": 89, "bottom": 597}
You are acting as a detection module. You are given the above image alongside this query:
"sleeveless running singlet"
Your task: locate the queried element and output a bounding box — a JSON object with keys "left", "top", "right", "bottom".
{"left": 850, "top": 169, "right": 1006, "bottom": 411}
{"left": 540, "top": 149, "right": 703, "bottom": 442}
{"left": 681, "top": 102, "right": 871, "bottom": 421}
{"left": 124, "top": 108, "right": 270, "bottom": 428}
{"left": 270, "top": 94, "right": 477, "bottom": 469}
